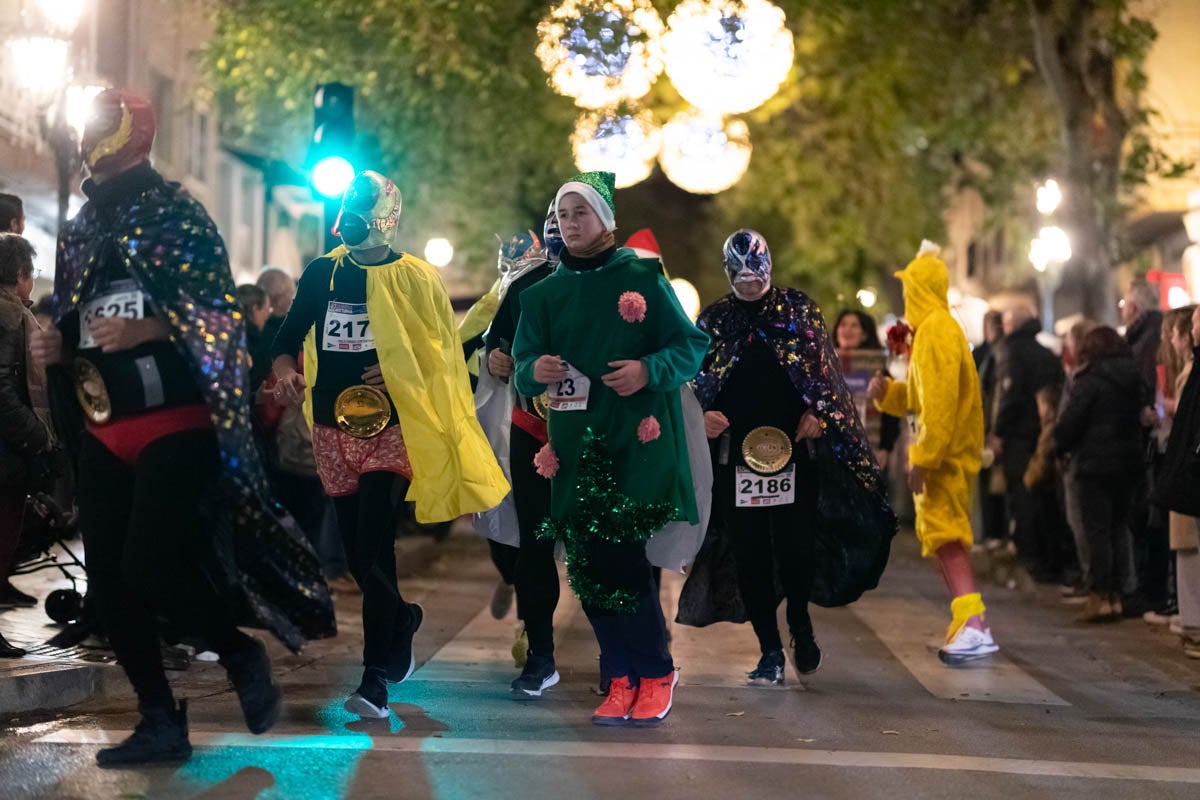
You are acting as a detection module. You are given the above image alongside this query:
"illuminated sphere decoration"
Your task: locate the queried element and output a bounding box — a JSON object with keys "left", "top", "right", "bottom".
{"left": 658, "top": 111, "right": 752, "bottom": 195}
{"left": 536, "top": 0, "right": 665, "bottom": 109}
{"left": 571, "top": 110, "right": 662, "bottom": 188}
{"left": 662, "top": 0, "right": 795, "bottom": 115}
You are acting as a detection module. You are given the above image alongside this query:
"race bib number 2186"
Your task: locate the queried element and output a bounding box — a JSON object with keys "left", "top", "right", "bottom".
{"left": 735, "top": 464, "right": 796, "bottom": 508}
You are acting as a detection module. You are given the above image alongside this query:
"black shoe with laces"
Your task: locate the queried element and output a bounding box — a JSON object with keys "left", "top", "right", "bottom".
{"left": 747, "top": 649, "right": 785, "bottom": 685}
{"left": 96, "top": 699, "right": 192, "bottom": 767}
{"left": 386, "top": 603, "right": 424, "bottom": 684}
{"left": 219, "top": 637, "right": 281, "bottom": 735}
{"left": 510, "top": 653, "right": 560, "bottom": 699}
{"left": 345, "top": 666, "right": 390, "bottom": 719}
{"left": 791, "top": 632, "right": 822, "bottom": 676}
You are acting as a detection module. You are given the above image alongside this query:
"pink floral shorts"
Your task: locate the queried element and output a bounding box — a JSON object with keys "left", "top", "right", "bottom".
{"left": 311, "top": 424, "right": 413, "bottom": 497}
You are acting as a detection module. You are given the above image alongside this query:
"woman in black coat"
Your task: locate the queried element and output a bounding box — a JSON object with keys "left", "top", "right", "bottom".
{"left": 1054, "top": 326, "right": 1148, "bottom": 622}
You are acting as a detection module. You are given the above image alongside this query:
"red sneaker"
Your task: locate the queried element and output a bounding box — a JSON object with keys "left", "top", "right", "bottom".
{"left": 630, "top": 670, "right": 679, "bottom": 726}
{"left": 592, "top": 677, "right": 637, "bottom": 726}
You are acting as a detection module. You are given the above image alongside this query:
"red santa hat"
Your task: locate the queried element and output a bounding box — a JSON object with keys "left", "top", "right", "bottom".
{"left": 624, "top": 228, "right": 662, "bottom": 262}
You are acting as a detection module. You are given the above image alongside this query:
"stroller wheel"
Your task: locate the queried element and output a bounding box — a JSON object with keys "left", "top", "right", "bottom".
{"left": 46, "top": 589, "right": 83, "bottom": 624}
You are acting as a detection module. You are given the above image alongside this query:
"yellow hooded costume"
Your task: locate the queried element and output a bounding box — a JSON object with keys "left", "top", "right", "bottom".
{"left": 303, "top": 245, "right": 510, "bottom": 523}
{"left": 876, "top": 242, "right": 984, "bottom": 557}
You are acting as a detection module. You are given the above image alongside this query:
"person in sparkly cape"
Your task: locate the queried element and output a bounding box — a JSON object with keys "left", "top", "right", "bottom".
{"left": 31, "top": 90, "right": 335, "bottom": 767}
{"left": 677, "top": 229, "right": 897, "bottom": 685}
{"left": 868, "top": 241, "right": 998, "bottom": 665}
{"left": 513, "top": 171, "right": 710, "bottom": 726}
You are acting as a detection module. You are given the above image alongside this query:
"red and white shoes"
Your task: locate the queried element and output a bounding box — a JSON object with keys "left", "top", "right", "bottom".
{"left": 591, "top": 670, "right": 680, "bottom": 726}
{"left": 592, "top": 677, "right": 638, "bottom": 726}
{"left": 630, "top": 670, "right": 678, "bottom": 726}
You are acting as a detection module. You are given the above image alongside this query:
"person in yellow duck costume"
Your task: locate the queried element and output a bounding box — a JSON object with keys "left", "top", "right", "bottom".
{"left": 868, "top": 241, "right": 999, "bottom": 665}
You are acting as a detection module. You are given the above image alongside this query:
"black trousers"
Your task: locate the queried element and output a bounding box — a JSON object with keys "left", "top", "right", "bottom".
{"left": 332, "top": 471, "right": 413, "bottom": 671}
{"left": 510, "top": 424, "right": 558, "bottom": 658}
{"left": 1002, "top": 438, "right": 1040, "bottom": 569}
{"left": 1077, "top": 474, "right": 1136, "bottom": 596}
{"left": 78, "top": 430, "right": 253, "bottom": 711}
{"left": 585, "top": 570, "right": 673, "bottom": 684}
{"left": 722, "top": 454, "right": 819, "bottom": 653}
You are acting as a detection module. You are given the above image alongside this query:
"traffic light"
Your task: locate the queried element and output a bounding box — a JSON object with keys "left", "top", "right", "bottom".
{"left": 309, "top": 82, "right": 355, "bottom": 199}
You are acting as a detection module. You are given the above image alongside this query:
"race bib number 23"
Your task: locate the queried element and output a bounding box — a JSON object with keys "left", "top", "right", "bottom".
{"left": 547, "top": 364, "right": 590, "bottom": 412}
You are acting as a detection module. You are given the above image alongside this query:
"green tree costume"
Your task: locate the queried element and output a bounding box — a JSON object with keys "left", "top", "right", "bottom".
{"left": 513, "top": 176, "right": 709, "bottom": 610}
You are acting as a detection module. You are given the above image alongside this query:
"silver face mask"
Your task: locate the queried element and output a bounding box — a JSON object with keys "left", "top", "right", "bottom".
{"left": 722, "top": 228, "right": 772, "bottom": 300}
{"left": 336, "top": 171, "right": 402, "bottom": 254}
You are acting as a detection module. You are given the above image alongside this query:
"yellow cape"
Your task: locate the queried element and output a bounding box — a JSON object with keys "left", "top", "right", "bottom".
{"left": 303, "top": 246, "right": 510, "bottom": 522}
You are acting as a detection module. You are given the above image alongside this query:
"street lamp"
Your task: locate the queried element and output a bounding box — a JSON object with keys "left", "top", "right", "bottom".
{"left": 1036, "top": 179, "right": 1062, "bottom": 215}
{"left": 856, "top": 287, "right": 878, "bottom": 308}
{"left": 9, "top": 36, "right": 70, "bottom": 95}
{"left": 35, "top": 0, "right": 87, "bottom": 34}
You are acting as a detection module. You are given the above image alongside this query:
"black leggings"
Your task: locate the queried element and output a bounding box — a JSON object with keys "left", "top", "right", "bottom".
{"left": 510, "top": 425, "right": 558, "bottom": 658}
{"left": 722, "top": 457, "right": 819, "bottom": 653}
{"left": 78, "top": 430, "right": 253, "bottom": 711}
{"left": 332, "top": 470, "right": 413, "bottom": 671}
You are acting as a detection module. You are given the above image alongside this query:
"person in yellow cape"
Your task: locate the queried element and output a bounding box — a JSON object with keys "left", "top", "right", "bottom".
{"left": 868, "top": 241, "right": 999, "bottom": 665}
{"left": 272, "top": 171, "right": 508, "bottom": 718}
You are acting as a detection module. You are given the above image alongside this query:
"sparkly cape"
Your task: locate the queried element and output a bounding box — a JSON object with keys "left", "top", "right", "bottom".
{"left": 52, "top": 173, "right": 335, "bottom": 652}
{"left": 679, "top": 287, "right": 896, "bottom": 622}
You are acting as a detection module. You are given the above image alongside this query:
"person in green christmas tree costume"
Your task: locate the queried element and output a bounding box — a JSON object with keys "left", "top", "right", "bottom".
{"left": 513, "top": 171, "right": 709, "bottom": 726}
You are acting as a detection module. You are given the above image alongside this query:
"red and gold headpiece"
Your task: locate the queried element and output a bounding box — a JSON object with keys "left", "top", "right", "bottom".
{"left": 80, "top": 89, "right": 156, "bottom": 176}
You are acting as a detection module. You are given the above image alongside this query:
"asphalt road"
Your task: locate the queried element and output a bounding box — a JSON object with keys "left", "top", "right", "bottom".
{"left": 3, "top": 531, "right": 1199, "bottom": 800}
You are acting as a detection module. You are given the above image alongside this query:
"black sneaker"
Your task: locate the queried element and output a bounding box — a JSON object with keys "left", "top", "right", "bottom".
{"left": 219, "top": 637, "right": 281, "bottom": 735}
{"left": 510, "top": 653, "right": 560, "bottom": 700}
{"left": 748, "top": 649, "right": 785, "bottom": 685}
{"left": 0, "top": 581, "right": 37, "bottom": 608}
{"left": 345, "top": 667, "right": 390, "bottom": 719}
{"left": 96, "top": 700, "right": 192, "bottom": 767}
{"left": 791, "top": 632, "right": 822, "bottom": 676}
{"left": 0, "top": 631, "right": 26, "bottom": 658}
{"left": 386, "top": 603, "right": 424, "bottom": 684}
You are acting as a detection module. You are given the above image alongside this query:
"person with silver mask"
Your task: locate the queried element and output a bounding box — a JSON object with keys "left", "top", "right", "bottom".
{"left": 678, "top": 229, "right": 896, "bottom": 686}
{"left": 272, "top": 170, "right": 508, "bottom": 719}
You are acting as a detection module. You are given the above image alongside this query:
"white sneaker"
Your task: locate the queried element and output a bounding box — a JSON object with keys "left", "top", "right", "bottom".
{"left": 938, "top": 626, "right": 999, "bottom": 665}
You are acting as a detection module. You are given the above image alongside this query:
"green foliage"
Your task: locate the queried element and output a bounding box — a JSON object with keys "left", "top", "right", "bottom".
{"left": 201, "top": 0, "right": 1183, "bottom": 313}
{"left": 203, "top": 0, "right": 577, "bottom": 270}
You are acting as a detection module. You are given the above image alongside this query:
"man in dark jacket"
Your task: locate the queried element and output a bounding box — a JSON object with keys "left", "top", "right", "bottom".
{"left": 0, "top": 234, "right": 55, "bottom": 657}
{"left": 975, "top": 309, "right": 1005, "bottom": 546}
{"left": 991, "top": 304, "right": 1064, "bottom": 580}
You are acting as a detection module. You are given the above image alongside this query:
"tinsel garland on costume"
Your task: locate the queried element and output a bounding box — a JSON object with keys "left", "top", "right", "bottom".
{"left": 538, "top": 428, "right": 676, "bottom": 611}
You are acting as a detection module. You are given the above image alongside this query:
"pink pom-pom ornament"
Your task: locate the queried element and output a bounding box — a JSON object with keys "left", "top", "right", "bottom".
{"left": 618, "top": 291, "right": 647, "bottom": 323}
{"left": 637, "top": 415, "right": 661, "bottom": 443}
{"left": 533, "top": 443, "right": 560, "bottom": 478}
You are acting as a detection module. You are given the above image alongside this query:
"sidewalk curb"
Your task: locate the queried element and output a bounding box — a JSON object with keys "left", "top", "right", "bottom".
{"left": 0, "top": 659, "right": 124, "bottom": 715}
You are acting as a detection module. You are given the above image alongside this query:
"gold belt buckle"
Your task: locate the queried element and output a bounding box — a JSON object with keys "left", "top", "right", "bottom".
{"left": 741, "top": 426, "right": 793, "bottom": 475}
{"left": 531, "top": 392, "right": 549, "bottom": 420}
{"left": 334, "top": 384, "right": 391, "bottom": 439}
{"left": 74, "top": 358, "right": 112, "bottom": 425}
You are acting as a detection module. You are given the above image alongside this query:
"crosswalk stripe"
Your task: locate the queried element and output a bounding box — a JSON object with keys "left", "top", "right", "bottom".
{"left": 851, "top": 592, "right": 1069, "bottom": 705}
{"left": 31, "top": 730, "right": 1199, "bottom": 784}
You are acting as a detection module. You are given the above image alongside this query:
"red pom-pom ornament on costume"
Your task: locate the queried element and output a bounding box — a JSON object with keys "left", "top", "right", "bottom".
{"left": 886, "top": 320, "right": 914, "bottom": 358}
